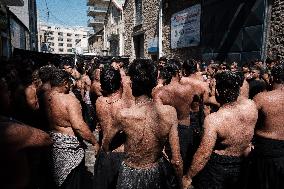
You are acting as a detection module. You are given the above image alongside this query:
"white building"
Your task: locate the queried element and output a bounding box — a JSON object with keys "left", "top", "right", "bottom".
{"left": 38, "top": 23, "right": 90, "bottom": 54}
{"left": 87, "top": 0, "right": 125, "bottom": 56}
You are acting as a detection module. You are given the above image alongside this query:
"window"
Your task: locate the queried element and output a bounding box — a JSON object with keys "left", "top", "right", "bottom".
{"left": 58, "top": 43, "right": 64, "bottom": 47}
{"left": 50, "top": 42, "right": 55, "bottom": 46}
{"left": 58, "top": 38, "right": 63, "bottom": 41}
{"left": 67, "top": 49, "right": 73, "bottom": 52}
{"left": 59, "top": 48, "right": 64, "bottom": 52}
{"left": 75, "top": 34, "right": 79, "bottom": 38}
{"left": 67, "top": 44, "right": 72, "bottom": 47}
{"left": 48, "top": 37, "right": 54, "bottom": 41}
{"left": 67, "top": 38, "right": 72, "bottom": 42}
{"left": 135, "top": 0, "right": 142, "bottom": 25}
{"left": 75, "top": 39, "right": 81, "bottom": 43}
{"left": 58, "top": 32, "right": 63, "bottom": 36}
{"left": 67, "top": 33, "right": 72, "bottom": 37}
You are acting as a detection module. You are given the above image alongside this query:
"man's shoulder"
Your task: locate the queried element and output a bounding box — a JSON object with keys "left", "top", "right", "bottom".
{"left": 253, "top": 90, "right": 268, "bottom": 102}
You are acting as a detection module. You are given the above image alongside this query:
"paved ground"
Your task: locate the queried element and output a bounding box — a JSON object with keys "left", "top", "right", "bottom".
{"left": 85, "top": 143, "right": 96, "bottom": 175}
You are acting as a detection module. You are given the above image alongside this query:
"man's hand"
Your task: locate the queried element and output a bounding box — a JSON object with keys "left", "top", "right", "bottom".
{"left": 182, "top": 175, "right": 192, "bottom": 189}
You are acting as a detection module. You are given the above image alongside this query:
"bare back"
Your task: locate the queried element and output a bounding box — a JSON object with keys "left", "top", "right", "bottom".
{"left": 254, "top": 89, "right": 284, "bottom": 140}
{"left": 208, "top": 99, "right": 258, "bottom": 156}
{"left": 45, "top": 91, "right": 78, "bottom": 136}
{"left": 96, "top": 94, "right": 129, "bottom": 151}
{"left": 153, "top": 82, "right": 194, "bottom": 126}
{"left": 117, "top": 102, "right": 178, "bottom": 168}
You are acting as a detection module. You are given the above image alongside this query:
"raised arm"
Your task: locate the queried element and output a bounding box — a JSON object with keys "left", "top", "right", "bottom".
{"left": 2, "top": 122, "right": 52, "bottom": 150}
{"left": 168, "top": 108, "right": 183, "bottom": 178}
{"left": 121, "top": 76, "right": 135, "bottom": 107}
{"left": 67, "top": 95, "right": 99, "bottom": 149}
{"left": 183, "top": 116, "right": 217, "bottom": 188}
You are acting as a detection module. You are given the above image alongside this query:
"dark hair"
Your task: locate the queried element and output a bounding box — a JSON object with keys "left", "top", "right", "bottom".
{"left": 271, "top": 63, "right": 284, "bottom": 84}
{"left": 159, "top": 62, "right": 180, "bottom": 85}
{"left": 100, "top": 67, "right": 121, "bottom": 95}
{"left": 159, "top": 56, "right": 167, "bottom": 62}
{"left": 59, "top": 58, "right": 74, "bottom": 69}
{"left": 39, "top": 65, "right": 57, "bottom": 83}
{"left": 159, "top": 67, "right": 172, "bottom": 85}
{"left": 234, "top": 71, "right": 245, "bottom": 87}
{"left": 183, "top": 59, "right": 197, "bottom": 76}
{"left": 215, "top": 71, "right": 241, "bottom": 104}
{"left": 128, "top": 59, "right": 158, "bottom": 97}
{"left": 50, "top": 69, "right": 70, "bottom": 87}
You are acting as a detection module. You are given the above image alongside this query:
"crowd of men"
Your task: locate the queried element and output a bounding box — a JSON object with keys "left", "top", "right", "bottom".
{"left": 0, "top": 55, "right": 283, "bottom": 189}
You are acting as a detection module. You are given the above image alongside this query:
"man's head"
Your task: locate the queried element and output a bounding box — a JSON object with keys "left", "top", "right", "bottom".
{"left": 182, "top": 59, "right": 197, "bottom": 76}
{"left": 158, "top": 57, "right": 167, "bottom": 68}
{"left": 215, "top": 71, "right": 241, "bottom": 105}
{"left": 271, "top": 63, "right": 284, "bottom": 84}
{"left": 159, "top": 61, "right": 180, "bottom": 85}
{"left": 100, "top": 67, "right": 121, "bottom": 96}
{"left": 128, "top": 59, "right": 158, "bottom": 97}
{"left": 250, "top": 67, "right": 261, "bottom": 79}
{"left": 59, "top": 59, "right": 74, "bottom": 75}
{"left": 39, "top": 65, "right": 57, "bottom": 83}
{"left": 111, "top": 57, "right": 121, "bottom": 70}
{"left": 159, "top": 64, "right": 178, "bottom": 85}
{"left": 242, "top": 63, "right": 250, "bottom": 73}
{"left": 50, "top": 69, "right": 72, "bottom": 93}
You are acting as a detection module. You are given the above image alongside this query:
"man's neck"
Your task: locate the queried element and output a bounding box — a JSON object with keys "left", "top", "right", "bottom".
{"left": 52, "top": 86, "right": 65, "bottom": 94}
{"left": 135, "top": 95, "right": 152, "bottom": 105}
{"left": 273, "top": 83, "right": 284, "bottom": 90}
{"left": 220, "top": 100, "right": 238, "bottom": 108}
{"left": 107, "top": 90, "right": 121, "bottom": 99}
{"left": 171, "top": 76, "right": 180, "bottom": 83}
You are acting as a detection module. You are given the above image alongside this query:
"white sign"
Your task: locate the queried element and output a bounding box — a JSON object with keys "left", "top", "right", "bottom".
{"left": 171, "top": 4, "right": 201, "bottom": 49}
{"left": 148, "top": 37, "right": 158, "bottom": 53}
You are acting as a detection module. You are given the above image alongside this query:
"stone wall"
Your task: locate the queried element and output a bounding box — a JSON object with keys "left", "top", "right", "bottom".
{"left": 266, "top": 0, "right": 284, "bottom": 61}
{"left": 123, "top": 0, "right": 134, "bottom": 58}
{"left": 124, "top": 0, "right": 160, "bottom": 60}
{"left": 162, "top": 0, "right": 201, "bottom": 61}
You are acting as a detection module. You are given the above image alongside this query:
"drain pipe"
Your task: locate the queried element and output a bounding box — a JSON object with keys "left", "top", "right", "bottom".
{"left": 158, "top": 0, "right": 163, "bottom": 58}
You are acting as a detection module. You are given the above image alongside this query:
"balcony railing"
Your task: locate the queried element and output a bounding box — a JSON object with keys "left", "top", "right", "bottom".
{"left": 87, "top": 6, "right": 108, "bottom": 16}
{"left": 2, "top": 0, "right": 24, "bottom": 6}
{"left": 87, "top": 0, "right": 110, "bottom": 6}
{"left": 88, "top": 18, "right": 104, "bottom": 27}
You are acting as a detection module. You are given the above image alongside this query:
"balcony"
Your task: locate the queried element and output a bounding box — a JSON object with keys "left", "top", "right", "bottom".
{"left": 88, "top": 18, "right": 104, "bottom": 27}
{"left": 87, "top": 0, "right": 110, "bottom": 6}
{"left": 2, "top": 0, "right": 24, "bottom": 6}
{"left": 87, "top": 6, "right": 108, "bottom": 16}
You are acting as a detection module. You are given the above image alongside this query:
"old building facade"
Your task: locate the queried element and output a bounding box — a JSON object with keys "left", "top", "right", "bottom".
{"left": 123, "top": 0, "right": 284, "bottom": 62}
{"left": 104, "top": 0, "right": 125, "bottom": 56}
{"left": 267, "top": 0, "right": 284, "bottom": 61}
{"left": 9, "top": 0, "right": 38, "bottom": 51}
{"left": 38, "top": 23, "right": 89, "bottom": 54}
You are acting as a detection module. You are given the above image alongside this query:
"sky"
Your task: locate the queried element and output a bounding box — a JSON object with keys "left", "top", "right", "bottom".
{"left": 37, "top": 0, "right": 89, "bottom": 27}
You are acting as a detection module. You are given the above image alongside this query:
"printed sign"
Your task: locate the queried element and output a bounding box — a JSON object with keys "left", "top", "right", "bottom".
{"left": 171, "top": 4, "right": 201, "bottom": 49}
{"left": 148, "top": 37, "right": 158, "bottom": 53}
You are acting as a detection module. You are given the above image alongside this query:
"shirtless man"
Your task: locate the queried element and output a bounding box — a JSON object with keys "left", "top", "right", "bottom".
{"left": 153, "top": 60, "right": 207, "bottom": 173}
{"left": 94, "top": 67, "right": 134, "bottom": 188}
{"left": 0, "top": 75, "right": 52, "bottom": 189}
{"left": 45, "top": 69, "right": 99, "bottom": 188}
{"left": 104, "top": 59, "right": 183, "bottom": 189}
{"left": 182, "top": 71, "right": 258, "bottom": 189}
{"left": 246, "top": 63, "right": 284, "bottom": 189}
